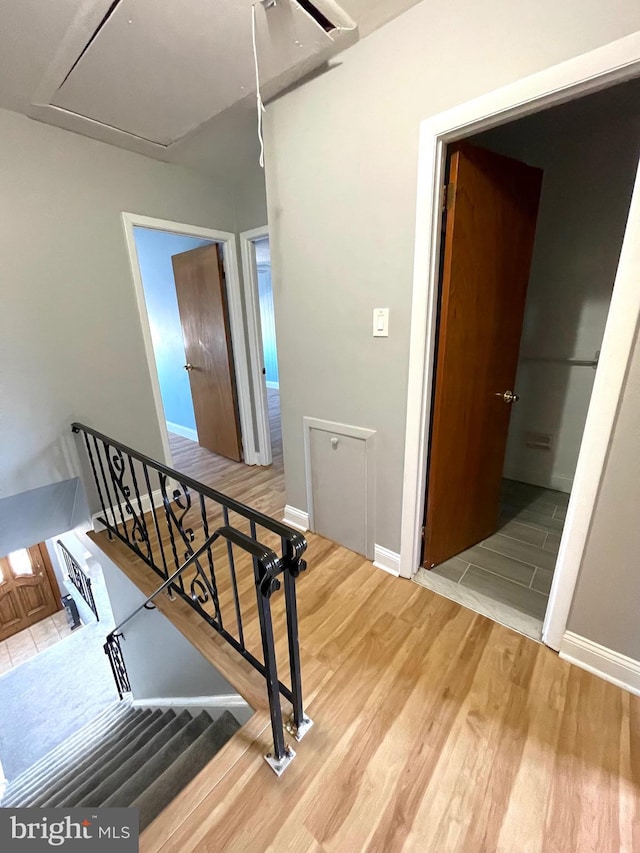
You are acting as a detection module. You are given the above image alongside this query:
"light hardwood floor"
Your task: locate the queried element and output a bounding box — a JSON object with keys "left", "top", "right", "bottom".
{"left": 95, "top": 391, "right": 638, "bottom": 852}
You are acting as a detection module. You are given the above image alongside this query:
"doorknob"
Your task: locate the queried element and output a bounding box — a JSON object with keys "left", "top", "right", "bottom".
{"left": 496, "top": 390, "right": 519, "bottom": 403}
{"left": 184, "top": 363, "right": 194, "bottom": 372}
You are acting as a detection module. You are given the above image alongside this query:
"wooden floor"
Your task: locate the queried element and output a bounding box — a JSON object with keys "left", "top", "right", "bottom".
{"left": 168, "top": 388, "right": 284, "bottom": 517}
{"left": 100, "top": 390, "right": 638, "bottom": 852}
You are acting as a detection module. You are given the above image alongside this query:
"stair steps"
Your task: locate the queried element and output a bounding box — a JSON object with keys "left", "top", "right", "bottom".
{"left": 2, "top": 702, "right": 241, "bottom": 831}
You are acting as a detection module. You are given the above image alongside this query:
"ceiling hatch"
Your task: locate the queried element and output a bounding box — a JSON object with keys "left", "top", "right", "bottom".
{"left": 50, "top": 0, "right": 340, "bottom": 146}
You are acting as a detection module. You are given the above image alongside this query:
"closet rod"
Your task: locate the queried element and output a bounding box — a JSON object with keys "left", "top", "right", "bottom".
{"left": 520, "top": 352, "right": 599, "bottom": 369}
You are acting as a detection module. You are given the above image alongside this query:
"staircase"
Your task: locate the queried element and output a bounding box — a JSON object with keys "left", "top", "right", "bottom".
{"left": 1, "top": 700, "right": 240, "bottom": 831}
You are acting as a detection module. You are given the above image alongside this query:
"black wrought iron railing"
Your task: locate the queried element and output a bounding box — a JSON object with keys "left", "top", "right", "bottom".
{"left": 104, "top": 632, "right": 130, "bottom": 700}
{"left": 72, "top": 422, "right": 312, "bottom": 774}
{"left": 57, "top": 540, "right": 99, "bottom": 621}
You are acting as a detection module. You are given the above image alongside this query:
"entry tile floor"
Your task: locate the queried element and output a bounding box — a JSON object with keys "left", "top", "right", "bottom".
{"left": 414, "top": 479, "right": 568, "bottom": 640}
{"left": 0, "top": 611, "right": 74, "bottom": 676}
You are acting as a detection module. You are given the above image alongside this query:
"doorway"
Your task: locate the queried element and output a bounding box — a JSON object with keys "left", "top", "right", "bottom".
{"left": 122, "top": 214, "right": 260, "bottom": 467}
{"left": 0, "top": 544, "right": 62, "bottom": 643}
{"left": 240, "top": 227, "right": 282, "bottom": 467}
{"left": 411, "top": 74, "right": 640, "bottom": 641}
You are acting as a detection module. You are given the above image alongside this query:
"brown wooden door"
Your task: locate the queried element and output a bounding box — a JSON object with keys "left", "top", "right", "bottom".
{"left": 172, "top": 243, "right": 243, "bottom": 461}
{"left": 0, "top": 545, "right": 61, "bottom": 641}
{"left": 423, "top": 142, "right": 543, "bottom": 568}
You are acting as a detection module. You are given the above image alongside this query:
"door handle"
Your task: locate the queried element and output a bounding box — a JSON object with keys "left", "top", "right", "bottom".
{"left": 496, "top": 390, "right": 519, "bottom": 403}
{"left": 184, "top": 363, "right": 194, "bottom": 372}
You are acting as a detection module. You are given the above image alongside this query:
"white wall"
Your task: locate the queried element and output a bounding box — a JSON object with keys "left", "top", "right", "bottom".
{"left": 264, "top": 0, "right": 640, "bottom": 551}
{"left": 0, "top": 108, "right": 244, "bottom": 503}
{"left": 471, "top": 84, "right": 640, "bottom": 492}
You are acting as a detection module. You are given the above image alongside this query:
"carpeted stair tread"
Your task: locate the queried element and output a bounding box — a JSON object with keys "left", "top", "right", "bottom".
{"left": 3, "top": 702, "right": 131, "bottom": 797}
{"left": 29, "top": 709, "right": 158, "bottom": 808}
{"left": 2, "top": 705, "right": 140, "bottom": 806}
{"left": 72, "top": 710, "right": 193, "bottom": 808}
{"left": 134, "top": 710, "right": 241, "bottom": 832}
{"left": 48, "top": 709, "right": 177, "bottom": 808}
{"left": 100, "top": 710, "right": 214, "bottom": 808}
{"left": 14, "top": 708, "right": 147, "bottom": 805}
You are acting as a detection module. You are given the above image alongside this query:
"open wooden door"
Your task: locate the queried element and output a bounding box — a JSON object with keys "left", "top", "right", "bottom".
{"left": 172, "top": 243, "right": 243, "bottom": 462}
{"left": 423, "top": 142, "right": 543, "bottom": 568}
{"left": 0, "top": 545, "right": 61, "bottom": 641}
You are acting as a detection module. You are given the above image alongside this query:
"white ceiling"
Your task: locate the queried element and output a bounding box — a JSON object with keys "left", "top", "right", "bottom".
{"left": 0, "top": 0, "right": 422, "bottom": 177}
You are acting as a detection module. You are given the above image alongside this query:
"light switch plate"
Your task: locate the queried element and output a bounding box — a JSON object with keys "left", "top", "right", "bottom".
{"left": 373, "top": 308, "right": 389, "bottom": 337}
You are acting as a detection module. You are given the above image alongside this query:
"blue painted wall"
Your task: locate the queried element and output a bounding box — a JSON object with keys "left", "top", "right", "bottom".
{"left": 255, "top": 238, "right": 279, "bottom": 388}
{"left": 133, "top": 227, "right": 213, "bottom": 434}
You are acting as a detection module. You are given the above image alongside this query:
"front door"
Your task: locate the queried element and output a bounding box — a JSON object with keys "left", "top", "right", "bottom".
{"left": 423, "top": 141, "right": 543, "bottom": 568}
{"left": 172, "top": 243, "right": 243, "bottom": 462}
{"left": 0, "top": 545, "right": 61, "bottom": 641}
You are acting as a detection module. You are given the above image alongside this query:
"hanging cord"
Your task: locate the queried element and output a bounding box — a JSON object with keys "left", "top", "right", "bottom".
{"left": 251, "top": 3, "right": 267, "bottom": 168}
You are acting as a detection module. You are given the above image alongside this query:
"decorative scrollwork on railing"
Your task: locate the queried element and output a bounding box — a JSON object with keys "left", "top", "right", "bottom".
{"left": 58, "top": 541, "right": 99, "bottom": 621}
{"left": 104, "top": 444, "right": 151, "bottom": 561}
{"left": 159, "top": 473, "right": 199, "bottom": 592}
{"left": 189, "top": 569, "right": 222, "bottom": 630}
{"left": 104, "top": 633, "right": 131, "bottom": 700}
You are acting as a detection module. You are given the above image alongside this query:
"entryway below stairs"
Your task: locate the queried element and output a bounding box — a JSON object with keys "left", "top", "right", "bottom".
{"left": 414, "top": 479, "right": 567, "bottom": 640}
{"left": 0, "top": 552, "right": 118, "bottom": 779}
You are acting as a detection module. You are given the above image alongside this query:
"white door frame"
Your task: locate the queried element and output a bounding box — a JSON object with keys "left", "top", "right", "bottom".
{"left": 399, "top": 32, "right": 640, "bottom": 651}
{"left": 121, "top": 212, "right": 259, "bottom": 467}
{"left": 239, "top": 225, "right": 272, "bottom": 466}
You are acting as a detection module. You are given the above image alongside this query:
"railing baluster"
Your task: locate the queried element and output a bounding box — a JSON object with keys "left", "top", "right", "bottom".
{"left": 223, "top": 506, "right": 245, "bottom": 648}
{"left": 127, "top": 456, "right": 149, "bottom": 544}
{"left": 160, "top": 473, "right": 183, "bottom": 580}
{"left": 82, "top": 433, "right": 110, "bottom": 535}
{"left": 104, "top": 441, "right": 130, "bottom": 542}
{"left": 143, "top": 464, "right": 169, "bottom": 580}
{"left": 93, "top": 436, "right": 117, "bottom": 533}
{"left": 200, "top": 494, "right": 223, "bottom": 628}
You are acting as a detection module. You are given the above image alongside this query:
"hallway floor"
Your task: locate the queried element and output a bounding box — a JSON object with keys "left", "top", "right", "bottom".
{"left": 91, "top": 528, "right": 638, "bottom": 853}
{"left": 168, "top": 389, "right": 283, "bottom": 515}
{"left": 87, "top": 416, "right": 638, "bottom": 852}
{"left": 0, "top": 610, "right": 74, "bottom": 676}
{"left": 414, "top": 479, "right": 568, "bottom": 640}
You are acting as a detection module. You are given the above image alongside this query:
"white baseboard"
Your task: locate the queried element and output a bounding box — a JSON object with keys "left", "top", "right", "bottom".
{"left": 559, "top": 631, "right": 640, "bottom": 697}
{"left": 283, "top": 505, "right": 309, "bottom": 532}
{"left": 131, "top": 694, "right": 249, "bottom": 709}
{"left": 502, "top": 468, "right": 573, "bottom": 494}
{"left": 166, "top": 422, "right": 198, "bottom": 443}
{"left": 373, "top": 544, "right": 401, "bottom": 577}
{"left": 265, "top": 380, "right": 280, "bottom": 390}
{"left": 92, "top": 487, "right": 164, "bottom": 532}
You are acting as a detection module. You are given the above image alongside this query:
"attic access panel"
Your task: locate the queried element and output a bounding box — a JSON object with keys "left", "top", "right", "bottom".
{"left": 51, "top": 0, "right": 334, "bottom": 145}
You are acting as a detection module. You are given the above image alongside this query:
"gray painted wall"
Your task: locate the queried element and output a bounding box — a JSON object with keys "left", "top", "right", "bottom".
{"left": 567, "top": 325, "right": 640, "bottom": 660}
{"left": 263, "top": 0, "right": 640, "bottom": 553}
{"left": 83, "top": 535, "right": 238, "bottom": 702}
{"left": 0, "top": 479, "right": 85, "bottom": 555}
{"left": 0, "top": 108, "right": 240, "bottom": 502}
